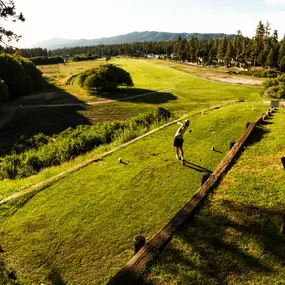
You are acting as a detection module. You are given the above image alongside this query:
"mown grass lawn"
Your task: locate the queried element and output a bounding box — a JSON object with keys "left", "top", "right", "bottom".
{"left": 0, "top": 59, "right": 262, "bottom": 198}
{"left": 144, "top": 108, "right": 285, "bottom": 285}
{"left": 0, "top": 103, "right": 269, "bottom": 285}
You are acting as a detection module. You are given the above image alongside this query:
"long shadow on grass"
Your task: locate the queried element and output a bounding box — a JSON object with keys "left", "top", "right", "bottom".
{"left": 183, "top": 160, "right": 213, "bottom": 173}
{"left": 91, "top": 88, "right": 177, "bottom": 104}
{"left": 144, "top": 199, "right": 281, "bottom": 285}
{"left": 0, "top": 84, "right": 91, "bottom": 153}
{"left": 245, "top": 124, "right": 270, "bottom": 147}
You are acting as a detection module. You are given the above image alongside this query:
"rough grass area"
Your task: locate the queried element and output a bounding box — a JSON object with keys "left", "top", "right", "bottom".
{"left": 0, "top": 103, "right": 269, "bottom": 285}
{"left": 144, "top": 108, "right": 285, "bottom": 285}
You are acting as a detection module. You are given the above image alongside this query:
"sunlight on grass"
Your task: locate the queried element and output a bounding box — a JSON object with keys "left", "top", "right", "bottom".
{"left": 145, "top": 108, "right": 285, "bottom": 285}
{"left": 0, "top": 103, "right": 269, "bottom": 285}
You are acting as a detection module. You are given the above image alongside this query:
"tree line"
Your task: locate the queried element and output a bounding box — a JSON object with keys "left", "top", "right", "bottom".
{"left": 10, "top": 21, "right": 284, "bottom": 71}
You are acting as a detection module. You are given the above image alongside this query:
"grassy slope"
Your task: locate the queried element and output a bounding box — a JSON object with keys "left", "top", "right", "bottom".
{"left": 145, "top": 108, "right": 285, "bottom": 285}
{"left": 0, "top": 103, "right": 269, "bottom": 285}
{"left": 0, "top": 59, "right": 261, "bottom": 199}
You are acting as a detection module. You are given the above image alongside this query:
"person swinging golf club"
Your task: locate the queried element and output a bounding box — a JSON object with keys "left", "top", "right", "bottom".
{"left": 173, "top": 119, "right": 190, "bottom": 165}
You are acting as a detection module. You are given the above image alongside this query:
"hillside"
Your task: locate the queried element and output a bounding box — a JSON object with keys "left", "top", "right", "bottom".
{"left": 33, "top": 31, "right": 236, "bottom": 49}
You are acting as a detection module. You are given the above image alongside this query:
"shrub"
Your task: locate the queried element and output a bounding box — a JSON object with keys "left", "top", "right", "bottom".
{"left": 16, "top": 56, "right": 43, "bottom": 91}
{"left": 72, "top": 54, "right": 100, "bottom": 62}
{"left": 77, "top": 68, "right": 97, "bottom": 87}
{"left": 84, "top": 74, "right": 99, "bottom": 90}
{"left": 261, "top": 74, "right": 285, "bottom": 99}
{"left": 0, "top": 54, "right": 43, "bottom": 100}
{"left": 0, "top": 53, "right": 27, "bottom": 99}
{"left": 0, "top": 107, "right": 172, "bottom": 179}
{"left": 29, "top": 56, "right": 64, "bottom": 65}
{"left": 80, "top": 64, "right": 134, "bottom": 92}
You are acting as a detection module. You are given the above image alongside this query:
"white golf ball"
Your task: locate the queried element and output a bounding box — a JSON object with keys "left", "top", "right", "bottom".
{"left": 118, "top": 158, "right": 122, "bottom": 163}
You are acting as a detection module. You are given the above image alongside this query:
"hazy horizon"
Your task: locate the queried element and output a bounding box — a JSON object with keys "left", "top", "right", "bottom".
{"left": 4, "top": 0, "right": 285, "bottom": 48}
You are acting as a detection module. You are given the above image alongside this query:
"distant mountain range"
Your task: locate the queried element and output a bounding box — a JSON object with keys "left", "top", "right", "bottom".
{"left": 33, "top": 31, "right": 236, "bottom": 50}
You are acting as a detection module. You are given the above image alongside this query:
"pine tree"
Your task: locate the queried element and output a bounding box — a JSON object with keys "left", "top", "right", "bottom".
{"left": 174, "top": 35, "right": 182, "bottom": 60}
{"left": 265, "top": 48, "right": 275, "bottom": 67}
{"left": 257, "top": 50, "right": 266, "bottom": 66}
{"left": 0, "top": 0, "right": 25, "bottom": 46}
{"left": 252, "top": 21, "right": 265, "bottom": 65}
{"left": 217, "top": 35, "right": 228, "bottom": 62}
{"left": 224, "top": 42, "right": 233, "bottom": 67}
{"left": 278, "top": 35, "right": 285, "bottom": 66}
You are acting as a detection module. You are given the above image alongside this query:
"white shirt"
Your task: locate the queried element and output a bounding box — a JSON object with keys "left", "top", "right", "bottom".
{"left": 175, "top": 122, "right": 188, "bottom": 139}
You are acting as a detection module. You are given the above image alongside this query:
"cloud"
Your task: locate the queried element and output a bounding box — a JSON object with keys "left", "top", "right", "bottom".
{"left": 265, "top": 0, "right": 285, "bottom": 4}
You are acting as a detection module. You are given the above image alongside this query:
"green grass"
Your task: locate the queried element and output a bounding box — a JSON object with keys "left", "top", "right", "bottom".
{"left": 0, "top": 103, "right": 269, "bottom": 285}
{"left": 0, "top": 59, "right": 263, "bottom": 194}
{"left": 144, "top": 108, "right": 285, "bottom": 285}
{"left": 1, "top": 59, "right": 261, "bottom": 148}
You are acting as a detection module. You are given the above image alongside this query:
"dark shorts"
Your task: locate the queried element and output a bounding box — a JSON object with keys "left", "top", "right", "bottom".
{"left": 173, "top": 137, "right": 183, "bottom": 148}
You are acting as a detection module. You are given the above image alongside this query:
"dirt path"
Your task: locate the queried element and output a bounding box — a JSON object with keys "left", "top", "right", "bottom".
{"left": 0, "top": 100, "right": 238, "bottom": 205}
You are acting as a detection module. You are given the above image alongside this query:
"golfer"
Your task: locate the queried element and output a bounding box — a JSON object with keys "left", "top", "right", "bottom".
{"left": 173, "top": 119, "right": 190, "bottom": 164}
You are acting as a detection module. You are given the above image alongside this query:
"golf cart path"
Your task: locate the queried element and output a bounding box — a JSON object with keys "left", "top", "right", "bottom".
{"left": 0, "top": 100, "right": 238, "bottom": 206}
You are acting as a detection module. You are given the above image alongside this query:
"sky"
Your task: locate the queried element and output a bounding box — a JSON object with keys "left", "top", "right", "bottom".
{"left": 3, "top": 0, "right": 285, "bottom": 48}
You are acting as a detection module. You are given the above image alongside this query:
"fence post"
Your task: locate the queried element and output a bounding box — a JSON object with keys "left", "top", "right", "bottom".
{"left": 281, "top": 157, "right": 285, "bottom": 169}
{"left": 201, "top": 172, "right": 210, "bottom": 186}
{"left": 134, "top": 235, "right": 146, "bottom": 254}
{"left": 229, "top": 141, "right": 235, "bottom": 150}
{"left": 281, "top": 214, "right": 285, "bottom": 234}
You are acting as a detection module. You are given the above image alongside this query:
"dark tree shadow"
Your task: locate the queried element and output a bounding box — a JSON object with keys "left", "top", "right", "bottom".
{"left": 143, "top": 199, "right": 283, "bottom": 285}
{"left": 48, "top": 268, "right": 67, "bottom": 285}
{"left": 0, "top": 84, "right": 176, "bottom": 155}
{"left": 244, "top": 125, "right": 270, "bottom": 148}
{"left": 90, "top": 88, "right": 177, "bottom": 104}
{"left": 0, "top": 84, "right": 91, "bottom": 153}
{"left": 107, "top": 269, "right": 149, "bottom": 285}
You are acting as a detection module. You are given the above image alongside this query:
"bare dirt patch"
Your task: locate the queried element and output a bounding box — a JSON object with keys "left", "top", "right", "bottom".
{"left": 208, "top": 75, "right": 263, "bottom": 86}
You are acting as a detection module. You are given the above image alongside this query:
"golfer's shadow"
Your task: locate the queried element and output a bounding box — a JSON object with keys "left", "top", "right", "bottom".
{"left": 183, "top": 160, "right": 213, "bottom": 173}
{"left": 213, "top": 149, "right": 223, "bottom": 154}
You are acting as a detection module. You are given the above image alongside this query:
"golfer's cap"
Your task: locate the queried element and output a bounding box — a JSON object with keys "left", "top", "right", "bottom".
{"left": 185, "top": 119, "right": 190, "bottom": 126}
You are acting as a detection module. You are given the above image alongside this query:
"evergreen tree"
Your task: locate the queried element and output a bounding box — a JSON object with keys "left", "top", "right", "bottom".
{"left": 217, "top": 35, "right": 228, "bottom": 62}
{"left": 174, "top": 35, "right": 182, "bottom": 59}
{"left": 279, "top": 55, "right": 285, "bottom": 72}
{"left": 257, "top": 50, "right": 266, "bottom": 66}
{"left": 0, "top": 0, "right": 25, "bottom": 46}
{"left": 224, "top": 42, "right": 233, "bottom": 67}
{"left": 265, "top": 48, "right": 275, "bottom": 67}
{"left": 252, "top": 21, "right": 265, "bottom": 65}
{"left": 278, "top": 35, "right": 285, "bottom": 66}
